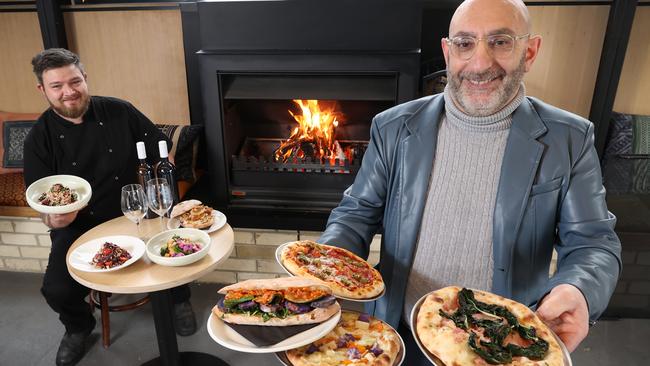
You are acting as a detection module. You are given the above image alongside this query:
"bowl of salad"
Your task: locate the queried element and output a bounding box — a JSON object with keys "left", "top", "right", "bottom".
{"left": 146, "top": 228, "right": 211, "bottom": 266}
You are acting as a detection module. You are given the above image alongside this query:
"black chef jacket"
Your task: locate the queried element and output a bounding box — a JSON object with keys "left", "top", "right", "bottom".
{"left": 24, "top": 96, "right": 171, "bottom": 230}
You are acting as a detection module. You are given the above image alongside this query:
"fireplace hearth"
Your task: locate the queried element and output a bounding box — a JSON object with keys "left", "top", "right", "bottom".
{"left": 195, "top": 0, "right": 422, "bottom": 230}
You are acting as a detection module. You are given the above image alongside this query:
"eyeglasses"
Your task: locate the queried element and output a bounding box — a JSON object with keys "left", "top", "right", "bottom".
{"left": 445, "top": 33, "right": 530, "bottom": 60}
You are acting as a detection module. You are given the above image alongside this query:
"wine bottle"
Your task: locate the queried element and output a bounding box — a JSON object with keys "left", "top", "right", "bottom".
{"left": 136, "top": 141, "right": 157, "bottom": 219}
{"left": 156, "top": 140, "right": 180, "bottom": 207}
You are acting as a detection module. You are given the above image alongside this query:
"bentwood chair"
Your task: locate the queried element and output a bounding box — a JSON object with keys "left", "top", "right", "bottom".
{"left": 89, "top": 290, "right": 150, "bottom": 348}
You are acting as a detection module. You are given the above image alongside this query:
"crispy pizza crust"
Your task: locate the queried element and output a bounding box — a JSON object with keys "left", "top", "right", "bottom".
{"left": 280, "top": 240, "right": 385, "bottom": 299}
{"left": 416, "top": 286, "right": 565, "bottom": 366}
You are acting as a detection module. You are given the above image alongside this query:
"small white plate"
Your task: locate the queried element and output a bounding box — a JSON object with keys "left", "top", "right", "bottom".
{"left": 275, "top": 242, "right": 385, "bottom": 302}
{"left": 25, "top": 175, "right": 92, "bottom": 215}
{"left": 166, "top": 209, "right": 227, "bottom": 233}
{"left": 409, "top": 292, "right": 573, "bottom": 366}
{"left": 69, "top": 235, "right": 145, "bottom": 273}
{"left": 146, "top": 228, "right": 211, "bottom": 267}
{"left": 207, "top": 309, "right": 341, "bottom": 354}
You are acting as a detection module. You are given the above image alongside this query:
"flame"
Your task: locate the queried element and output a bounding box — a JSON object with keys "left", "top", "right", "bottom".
{"left": 274, "top": 99, "right": 344, "bottom": 162}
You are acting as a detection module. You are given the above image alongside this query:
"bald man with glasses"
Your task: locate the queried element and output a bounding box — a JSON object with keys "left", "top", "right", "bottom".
{"left": 319, "top": 0, "right": 621, "bottom": 363}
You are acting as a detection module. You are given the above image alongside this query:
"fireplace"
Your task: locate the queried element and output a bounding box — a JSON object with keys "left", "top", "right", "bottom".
{"left": 195, "top": 0, "right": 422, "bottom": 229}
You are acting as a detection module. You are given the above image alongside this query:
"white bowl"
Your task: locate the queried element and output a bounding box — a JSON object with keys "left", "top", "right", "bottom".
{"left": 146, "top": 228, "right": 211, "bottom": 266}
{"left": 25, "top": 175, "right": 92, "bottom": 215}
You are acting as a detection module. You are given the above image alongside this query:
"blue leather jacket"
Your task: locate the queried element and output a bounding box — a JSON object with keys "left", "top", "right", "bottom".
{"left": 319, "top": 94, "right": 622, "bottom": 328}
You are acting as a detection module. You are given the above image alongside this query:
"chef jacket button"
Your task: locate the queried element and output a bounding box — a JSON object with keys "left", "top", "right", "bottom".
{"left": 144, "top": 132, "right": 148, "bottom": 136}
{"left": 89, "top": 211, "right": 94, "bottom": 215}
{"left": 72, "top": 162, "right": 77, "bottom": 166}
{"left": 99, "top": 121, "right": 103, "bottom": 126}
{"left": 59, "top": 134, "right": 64, "bottom": 139}
{"left": 108, "top": 148, "right": 113, "bottom": 153}
{"left": 114, "top": 176, "right": 119, "bottom": 180}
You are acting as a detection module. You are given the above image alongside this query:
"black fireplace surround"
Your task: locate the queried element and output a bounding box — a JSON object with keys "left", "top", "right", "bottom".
{"left": 195, "top": 0, "right": 422, "bottom": 230}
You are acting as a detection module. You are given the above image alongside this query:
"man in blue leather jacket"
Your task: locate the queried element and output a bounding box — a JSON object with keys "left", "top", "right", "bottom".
{"left": 319, "top": 0, "right": 621, "bottom": 360}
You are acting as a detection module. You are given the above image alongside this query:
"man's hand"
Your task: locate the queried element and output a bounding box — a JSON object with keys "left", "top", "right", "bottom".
{"left": 536, "top": 284, "right": 589, "bottom": 352}
{"left": 42, "top": 211, "right": 79, "bottom": 229}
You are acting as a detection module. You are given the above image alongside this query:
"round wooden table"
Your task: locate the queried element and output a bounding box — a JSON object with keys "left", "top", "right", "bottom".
{"left": 67, "top": 216, "right": 234, "bottom": 366}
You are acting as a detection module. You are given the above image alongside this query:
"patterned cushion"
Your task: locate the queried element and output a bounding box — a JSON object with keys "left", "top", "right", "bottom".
{"left": 602, "top": 112, "right": 650, "bottom": 195}
{"left": 0, "top": 172, "right": 27, "bottom": 206}
{"left": 0, "top": 111, "right": 41, "bottom": 174}
{"left": 632, "top": 114, "right": 650, "bottom": 154}
{"left": 155, "top": 124, "right": 203, "bottom": 182}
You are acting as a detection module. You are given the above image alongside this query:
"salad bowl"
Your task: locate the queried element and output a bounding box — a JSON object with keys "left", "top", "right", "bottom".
{"left": 146, "top": 228, "right": 211, "bottom": 266}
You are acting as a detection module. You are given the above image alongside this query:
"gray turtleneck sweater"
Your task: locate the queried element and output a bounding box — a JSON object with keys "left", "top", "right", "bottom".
{"left": 403, "top": 84, "right": 525, "bottom": 323}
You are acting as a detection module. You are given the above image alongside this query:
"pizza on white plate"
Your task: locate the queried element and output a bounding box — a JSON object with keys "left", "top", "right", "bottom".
{"left": 415, "top": 286, "right": 565, "bottom": 366}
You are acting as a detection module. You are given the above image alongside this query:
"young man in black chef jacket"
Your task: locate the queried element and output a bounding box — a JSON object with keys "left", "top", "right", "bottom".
{"left": 24, "top": 48, "right": 197, "bottom": 366}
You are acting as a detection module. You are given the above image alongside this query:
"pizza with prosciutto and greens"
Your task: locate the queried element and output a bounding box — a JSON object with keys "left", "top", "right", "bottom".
{"left": 280, "top": 240, "right": 384, "bottom": 300}
{"left": 415, "top": 286, "right": 565, "bottom": 366}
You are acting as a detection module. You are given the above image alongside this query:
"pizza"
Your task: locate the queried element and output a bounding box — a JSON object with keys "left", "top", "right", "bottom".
{"left": 415, "top": 286, "right": 564, "bottom": 366}
{"left": 280, "top": 240, "right": 384, "bottom": 299}
{"left": 286, "top": 310, "right": 402, "bottom": 366}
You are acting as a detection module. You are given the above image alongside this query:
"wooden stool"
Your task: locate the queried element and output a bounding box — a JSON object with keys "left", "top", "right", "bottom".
{"left": 89, "top": 290, "right": 150, "bottom": 348}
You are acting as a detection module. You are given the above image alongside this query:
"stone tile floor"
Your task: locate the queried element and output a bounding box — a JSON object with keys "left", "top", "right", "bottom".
{"left": 1, "top": 271, "right": 648, "bottom": 365}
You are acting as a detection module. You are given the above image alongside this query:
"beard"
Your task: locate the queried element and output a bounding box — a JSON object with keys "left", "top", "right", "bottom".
{"left": 49, "top": 92, "right": 90, "bottom": 119}
{"left": 447, "top": 54, "right": 526, "bottom": 117}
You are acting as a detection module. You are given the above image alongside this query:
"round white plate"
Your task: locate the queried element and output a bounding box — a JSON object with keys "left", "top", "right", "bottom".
{"left": 409, "top": 292, "right": 572, "bottom": 366}
{"left": 167, "top": 209, "right": 227, "bottom": 233}
{"left": 146, "top": 228, "right": 211, "bottom": 266}
{"left": 275, "top": 309, "right": 406, "bottom": 366}
{"left": 275, "top": 242, "right": 385, "bottom": 302}
{"left": 25, "top": 175, "right": 92, "bottom": 215}
{"left": 69, "top": 235, "right": 145, "bottom": 273}
{"left": 207, "top": 309, "right": 341, "bottom": 354}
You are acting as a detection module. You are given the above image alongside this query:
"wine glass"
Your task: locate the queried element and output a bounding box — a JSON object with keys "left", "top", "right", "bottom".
{"left": 146, "top": 178, "right": 173, "bottom": 231}
{"left": 120, "top": 184, "right": 148, "bottom": 238}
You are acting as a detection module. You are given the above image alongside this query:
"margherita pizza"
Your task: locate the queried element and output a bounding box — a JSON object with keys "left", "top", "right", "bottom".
{"left": 286, "top": 310, "right": 402, "bottom": 366}
{"left": 415, "top": 286, "right": 565, "bottom": 366}
{"left": 280, "top": 240, "right": 384, "bottom": 300}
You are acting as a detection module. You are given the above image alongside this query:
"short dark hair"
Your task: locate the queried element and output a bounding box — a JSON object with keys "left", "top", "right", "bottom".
{"left": 31, "top": 48, "right": 85, "bottom": 85}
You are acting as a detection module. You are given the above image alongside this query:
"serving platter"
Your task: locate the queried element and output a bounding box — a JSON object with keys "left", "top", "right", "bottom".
{"left": 207, "top": 309, "right": 341, "bottom": 353}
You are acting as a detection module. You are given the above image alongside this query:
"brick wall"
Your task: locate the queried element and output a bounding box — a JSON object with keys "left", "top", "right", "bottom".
{"left": 605, "top": 231, "right": 650, "bottom": 318}
{"left": 0, "top": 216, "right": 51, "bottom": 272}
{"left": 0, "top": 215, "right": 382, "bottom": 286}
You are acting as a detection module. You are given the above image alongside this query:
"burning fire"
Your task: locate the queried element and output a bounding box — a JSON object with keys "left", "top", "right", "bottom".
{"left": 274, "top": 99, "right": 345, "bottom": 163}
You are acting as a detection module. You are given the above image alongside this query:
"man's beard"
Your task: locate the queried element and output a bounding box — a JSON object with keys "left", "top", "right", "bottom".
{"left": 50, "top": 93, "right": 90, "bottom": 119}
{"left": 447, "top": 54, "right": 526, "bottom": 117}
